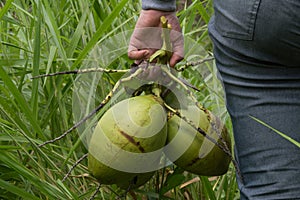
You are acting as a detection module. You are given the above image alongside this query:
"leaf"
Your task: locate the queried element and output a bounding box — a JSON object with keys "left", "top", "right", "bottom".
{"left": 200, "top": 176, "right": 217, "bottom": 200}
{"left": 160, "top": 169, "right": 186, "bottom": 195}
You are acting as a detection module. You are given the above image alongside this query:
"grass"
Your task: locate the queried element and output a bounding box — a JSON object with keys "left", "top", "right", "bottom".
{"left": 0, "top": 0, "right": 240, "bottom": 199}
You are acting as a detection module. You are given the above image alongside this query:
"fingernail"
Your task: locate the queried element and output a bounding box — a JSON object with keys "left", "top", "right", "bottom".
{"left": 144, "top": 50, "right": 150, "bottom": 57}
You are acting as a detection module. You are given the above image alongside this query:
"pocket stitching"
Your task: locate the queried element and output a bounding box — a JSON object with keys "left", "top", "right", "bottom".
{"left": 246, "top": 0, "right": 261, "bottom": 39}
{"left": 215, "top": 0, "right": 261, "bottom": 41}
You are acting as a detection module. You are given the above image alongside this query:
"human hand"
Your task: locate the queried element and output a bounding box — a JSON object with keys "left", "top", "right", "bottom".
{"left": 128, "top": 10, "right": 184, "bottom": 67}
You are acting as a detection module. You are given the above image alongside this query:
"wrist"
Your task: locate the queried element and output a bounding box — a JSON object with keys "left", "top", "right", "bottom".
{"left": 142, "top": 0, "right": 176, "bottom": 12}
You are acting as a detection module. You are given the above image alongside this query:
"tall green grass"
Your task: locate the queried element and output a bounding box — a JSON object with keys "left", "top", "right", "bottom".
{"left": 0, "top": 0, "right": 240, "bottom": 199}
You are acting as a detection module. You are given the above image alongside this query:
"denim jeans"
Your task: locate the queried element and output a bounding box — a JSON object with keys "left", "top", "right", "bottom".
{"left": 208, "top": 0, "right": 300, "bottom": 199}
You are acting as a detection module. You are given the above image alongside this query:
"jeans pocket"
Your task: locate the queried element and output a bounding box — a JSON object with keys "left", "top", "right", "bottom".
{"left": 214, "top": 0, "right": 261, "bottom": 40}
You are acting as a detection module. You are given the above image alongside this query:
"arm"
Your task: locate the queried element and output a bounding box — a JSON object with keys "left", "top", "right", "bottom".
{"left": 142, "top": 0, "right": 176, "bottom": 11}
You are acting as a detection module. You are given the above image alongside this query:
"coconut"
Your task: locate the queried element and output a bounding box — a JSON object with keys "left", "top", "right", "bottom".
{"left": 166, "top": 105, "right": 231, "bottom": 176}
{"left": 88, "top": 94, "right": 167, "bottom": 189}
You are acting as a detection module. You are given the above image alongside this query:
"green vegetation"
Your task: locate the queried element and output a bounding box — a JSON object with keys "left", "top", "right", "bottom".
{"left": 0, "top": 0, "right": 240, "bottom": 199}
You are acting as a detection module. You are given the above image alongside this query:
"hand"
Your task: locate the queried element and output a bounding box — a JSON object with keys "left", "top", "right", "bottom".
{"left": 128, "top": 10, "right": 184, "bottom": 67}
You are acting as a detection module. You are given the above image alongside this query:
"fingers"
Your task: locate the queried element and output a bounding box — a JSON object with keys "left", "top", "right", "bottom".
{"left": 129, "top": 49, "right": 183, "bottom": 68}
{"left": 170, "top": 53, "right": 184, "bottom": 68}
{"left": 128, "top": 10, "right": 184, "bottom": 67}
{"left": 128, "top": 49, "right": 150, "bottom": 60}
{"left": 169, "top": 25, "right": 184, "bottom": 67}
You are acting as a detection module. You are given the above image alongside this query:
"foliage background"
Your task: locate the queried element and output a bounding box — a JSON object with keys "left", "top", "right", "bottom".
{"left": 0, "top": 0, "right": 240, "bottom": 199}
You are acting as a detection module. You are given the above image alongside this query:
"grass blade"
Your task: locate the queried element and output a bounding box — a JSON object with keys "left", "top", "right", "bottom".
{"left": 0, "top": 66, "right": 44, "bottom": 140}
{"left": 250, "top": 115, "right": 300, "bottom": 148}
{"left": 72, "top": 0, "right": 129, "bottom": 69}
{"left": 40, "top": 0, "right": 69, "bottom": 67}
{"left": 0, "top": 0, "right": 14, "bottom": 21}
{"left": 0, "top": 179, "right": 41, "bottom": 200}
{"left": 66, "top": 4, "right": 89, "bottom": 58}
{"left": 200, "top": 176, "right": 217, "bottom": 200}
{"left": 31, "top": 0, "right": 42, "bottom": 118}
{"left": 0, "top": 151, "right": 70, "bottom": 199}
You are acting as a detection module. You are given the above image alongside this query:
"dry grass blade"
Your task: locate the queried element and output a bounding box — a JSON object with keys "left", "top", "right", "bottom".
{"left": 180, "top": 177, "right": 200, "bottom": 189}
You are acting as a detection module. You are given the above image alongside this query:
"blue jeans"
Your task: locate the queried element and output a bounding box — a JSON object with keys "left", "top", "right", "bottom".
{"left": 208, "top": 0, "right": 300, "bottom": 199}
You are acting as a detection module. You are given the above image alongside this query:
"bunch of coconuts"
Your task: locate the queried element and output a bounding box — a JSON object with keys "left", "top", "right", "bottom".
{"left": 88, "top": 16, "right": 231, "bottom": 190}
{"left": 88, "top": 90, "right": 231, "bottom": 190}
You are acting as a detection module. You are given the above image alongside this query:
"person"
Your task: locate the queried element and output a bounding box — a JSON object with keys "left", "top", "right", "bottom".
{"left": 128, "top": 0, "right": 300, "bottom": 199}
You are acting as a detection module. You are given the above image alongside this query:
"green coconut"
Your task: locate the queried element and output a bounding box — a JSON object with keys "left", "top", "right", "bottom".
{"left": 88, "top": 94, "right": 167, "bottom": 189}
{"left": 166, "top": 105, "right": 231, "bottom": 176}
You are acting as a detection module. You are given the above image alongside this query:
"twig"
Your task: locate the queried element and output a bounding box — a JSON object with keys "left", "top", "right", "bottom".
{"left": 176, "top": 56, "right": 215, "bottom": 72}
{"left": 62, "top": 153, "right": 88, "bottom": 182}
{"left": 31, "top": 68, "right": 129, "bottom": 79}
{"left": 89, "top": 183, "right": 101, "bottom": 200}
{"left": 38, "top": 101, "right": 108, "bottom": 147}
{"left": 38, "top": 68, "right": 143, "bottom": 147}
{"left": 178, "top": 77, "right": 201, "bottom": 92}
{"left": 161, "top": 65, "right": 198, "bottom": 104}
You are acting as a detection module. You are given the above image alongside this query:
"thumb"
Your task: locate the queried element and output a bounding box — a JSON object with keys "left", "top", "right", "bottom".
{"left": 169, "top": 53, "right": 183, "bottom": 68}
